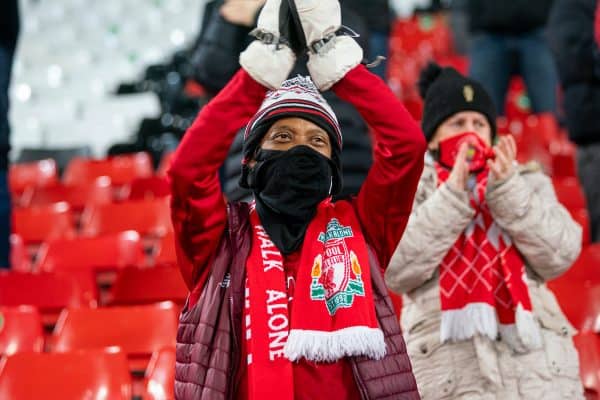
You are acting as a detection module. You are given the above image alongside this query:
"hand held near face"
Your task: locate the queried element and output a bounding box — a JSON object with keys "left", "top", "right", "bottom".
{"left": 488, "top": 135, "right": 518, "bottom": 183}
{"left": 438, "top": 132, "right": 495, "bottom": 173}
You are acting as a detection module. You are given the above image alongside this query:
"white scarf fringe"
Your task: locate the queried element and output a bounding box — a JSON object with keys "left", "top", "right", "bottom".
{"left": 441, "top": 302, "right": 542, "bottom": 352}
{"left": 514, "top": 303, "right": 542, "bottom": 350}
{"left": 441, "top": 303, "right": 498, "bottom": 342}
{"left": 284, "top": 326, "right": 386, "bottom": 362}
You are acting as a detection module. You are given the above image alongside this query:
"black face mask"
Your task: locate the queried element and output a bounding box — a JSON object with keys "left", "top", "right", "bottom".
{"left": 248, "top": 145, "right": 334, "bottom": 254}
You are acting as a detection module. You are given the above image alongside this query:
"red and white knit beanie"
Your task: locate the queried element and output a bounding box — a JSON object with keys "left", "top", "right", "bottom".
{"left": 240, "top": 75, "right": 343, "bottom": 193}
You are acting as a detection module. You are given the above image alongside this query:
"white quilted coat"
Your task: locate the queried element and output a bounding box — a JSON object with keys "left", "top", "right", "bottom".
{"left": 386, "top": 157, "right": 584, "bottom": 400}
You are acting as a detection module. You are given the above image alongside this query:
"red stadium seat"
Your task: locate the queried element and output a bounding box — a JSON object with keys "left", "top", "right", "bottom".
{"left": 22, "top": 176, "right": 112, "bottom": 211}
{"left": 124, "top": 176, "right": 170, "bottom": 200}
{"left": 524, "top": 113, "right": 561, "bottom": 150}
{"left": 547, "top": 281, "right": 600, "bottom": 332}
{"left": 36, "top": 231, "right": 146, "bottom": 273}
{"left": 184, "top": 79, "right": 208, "bottom": 98}
{"left": 63, "top": 152, "right": 153, "bottom": 187}
{"left": 574, "top": 333, "right": 600, "bottom": 398}
{"left": 396, "top": 58, "right": 420, "bottom": 90}
{"left": 12, "top": 202, "right": 76, "bottom": 244}
{"left": 509, "top": 114, "right": 556, "bottom": 172}
{"left": 571, "top": 208, "right": 592, "bottom": 247}
{"left": 0, "top": 271, "right": 97, "bottom": 326}
{"left": 81, "top": 197, "right": 172, "bottom": 238}
{"left": 504, "top": 77, "right": 531, "bottom": 122}
{"left": 153, "top": 231, "right": 177, "bottom": 267}
{"left": 144, "top": 347, "right": 175, "bottom": 400}
{"left": 553, "top": 177, "right": 587, "bottom": 212}
{"left": 402, "top": 92, "right": 424, "bottom": 121}
{"left": 436, "top": 55, "right": 469, "bottom": 75}
{"left": 496, "top": 117, "right": 510, "bottom": 135}
{"left": 553, "top": 244, "right": 600, "bottom": 284}
{"left": 9, "top": 234, "right": 30, "bottom": 272}
{"left": 9, "top": 159, "right": 58, "bottom": 196}
{"left": 550, "top": 139, "right": 578, "bottom": 179}
{"left": 52, "top": 303, "right": 178, "bottom": 372}
{"left": 157, "top": 151, "right": 174, "bottom": 177}
{"left": 0, "top": 306, "right": 44, "bottom": 355}
{"left": 0, "top": 350, "right": 132, "bottom": 400}
{"left": 109, "top": 266, "right": 188, "bottom": 306}
{"left": 389, "top": 15, "right": 452, "bottom": 60}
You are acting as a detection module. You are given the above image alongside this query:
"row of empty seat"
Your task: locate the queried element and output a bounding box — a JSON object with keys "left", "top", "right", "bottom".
{"left": 14, "top": 197, "right": 172, "bottom": 242}
{"left": 2, "top": 151, "right": 181, "bottom": 398}
{"left": 0, "top": 265, "right": 187, "bottom": 314}
{"left": 6, "top": 0, "right": 199, "bottom": 397}
{"left": 0, "top": 304, "right": 177, "bottom": 399}
{"left": 10, "top": 153, "right": 176, "bottom": 275}
{"left": 10, "top": 151, "right": 172, "bottom": 197}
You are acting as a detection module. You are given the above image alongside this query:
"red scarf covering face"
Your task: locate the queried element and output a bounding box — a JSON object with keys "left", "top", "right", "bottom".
{"left": 244, "top": 200, "right": 385, "bottom": 400}
{"left": 435, "top": 163, "right": 541, "bottom": 352}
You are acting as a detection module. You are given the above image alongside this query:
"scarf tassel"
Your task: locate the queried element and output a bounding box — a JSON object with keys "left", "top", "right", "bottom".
{"left": 441, "top": 303, "right": 542, "bottom": 352}
{"left": 440, "top": 303, "right": 498, "bottom": 343}
{"left": 284, "top": 326, "right": 387, "bottom": 362}
{"left": 499, "top": 304, "right": 543, "bottom": 353}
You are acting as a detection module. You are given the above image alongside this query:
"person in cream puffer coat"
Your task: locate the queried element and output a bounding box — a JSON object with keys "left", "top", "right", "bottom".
{"left": 385, "top": 63, "right": 584, "bottom": 399}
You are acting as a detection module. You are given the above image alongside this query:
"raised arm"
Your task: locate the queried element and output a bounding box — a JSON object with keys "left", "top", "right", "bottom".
{"left": 278, "top": 0, "right": 425, "bottom": 268}
{"left": 169, "top": 69, "right": 268, "bottom": 290}
{"left": 170, "top": 0, "right": 296, "bottom": 293}
{"left": 332, "top": 65, "right": 426, "bottom": 269}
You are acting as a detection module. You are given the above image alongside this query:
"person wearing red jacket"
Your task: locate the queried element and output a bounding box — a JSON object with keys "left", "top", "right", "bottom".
{"left": 169, "top": 1, "right": 426, "bottom": 399}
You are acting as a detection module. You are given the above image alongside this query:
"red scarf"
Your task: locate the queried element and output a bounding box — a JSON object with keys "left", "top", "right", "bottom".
{"left": 435, "top": 164, "right": 541, "bottom": 352}
{"left": 244, "top": 200, "right": 385, "bottom": 400}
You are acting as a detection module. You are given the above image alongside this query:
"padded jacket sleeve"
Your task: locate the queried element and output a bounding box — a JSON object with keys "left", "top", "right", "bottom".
{"left": 486, "top": 171, "right": 582, "bottom": 281}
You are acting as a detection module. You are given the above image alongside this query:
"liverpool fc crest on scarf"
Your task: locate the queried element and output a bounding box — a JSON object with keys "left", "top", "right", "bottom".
{"left": 310, "top": 218, "right": 365, "bottom": 315}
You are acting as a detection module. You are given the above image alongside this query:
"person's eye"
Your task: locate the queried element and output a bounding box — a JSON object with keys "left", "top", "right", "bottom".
{"left": 272, "top": 131, "right": 292, "bottom": 141}
{"left": 312, "top": 136, "right": 327, "bottom": 146}
{"left": 474, "top": 120, "right": 484, "bottom": 127}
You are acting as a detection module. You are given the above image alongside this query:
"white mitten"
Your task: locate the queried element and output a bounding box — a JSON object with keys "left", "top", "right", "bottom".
{"left": 239, "top": 0, "right": 296, "bottom": 89}
{"left": 294, "top": 0, "right": 363, "bottom": 90}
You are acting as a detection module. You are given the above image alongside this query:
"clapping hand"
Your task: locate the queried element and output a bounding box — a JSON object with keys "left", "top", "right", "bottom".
{"left": 488, "top": 135, "right": 517, "bottom": 183}
{"left": 238, "top": 0, "right": 295, "bottom": 89}
{"left": 446, "top": 142, "right": 469, "bottom": 192}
